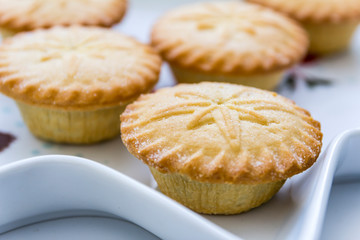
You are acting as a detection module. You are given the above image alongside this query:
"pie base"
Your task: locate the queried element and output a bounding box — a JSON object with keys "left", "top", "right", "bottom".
{"left": 150, "top": 167, "right": 285, "bottom": 215}
{"left": 0, "top": 27, "right": 18, "bottom": 39}
{"left": 17, "top": 101, "right": 126, "bottom": 144}
{"left": 303, "top": 21, "right": 359, "bottom": 55}
{"left": 170, "top": 64, "right": 284, "bottom": 90}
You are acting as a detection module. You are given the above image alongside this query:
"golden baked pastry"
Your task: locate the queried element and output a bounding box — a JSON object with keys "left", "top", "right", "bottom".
{"left": 0, "top": 0, "right": 127, "bottom": 38}
{"left": 151, "top": 1, "right": 308, "bottom": 90}
{"left": 0, "top": 26, "right": 161, "bottom": 143}
{"left": 121, "top": 82, "right": 322, "bottom": 214}
{"left": 247, "top": 0, "right": 360, "bottom": 54}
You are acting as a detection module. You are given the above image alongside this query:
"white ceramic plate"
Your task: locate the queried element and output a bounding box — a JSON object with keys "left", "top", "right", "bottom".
{"left": 1, "top": 217, "right": 161, "bottom": 240}
{"left": 0, "top": 129, "right": 360, "bottom": 240}
{"left": 0, "top": 155, "right": 238, "bottom": 240}
{"left": 1, "top": 0, "right": 360, "bottom": 239}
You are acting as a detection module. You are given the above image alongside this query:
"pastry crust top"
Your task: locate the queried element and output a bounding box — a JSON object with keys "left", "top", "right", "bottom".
{"left": 151, "top": 1, "right": 308, "bottom": 75}
{"left": 0, "top": 0, "right": 127, "bottom": 31}
{"left": 248, "top": 0, "right": 360, "bottom": 23}
{"left": 121, "top": 82, "right": 322, "bottom": 184}
{"left": 0, "top": 27, "right": 162, "bottom": 109}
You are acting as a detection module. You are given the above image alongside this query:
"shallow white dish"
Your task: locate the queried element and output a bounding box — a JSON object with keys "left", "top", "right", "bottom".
{"left": 0, "top": 155, "right": 237, "bottom": 240}
{"left": 1, "top": 129, "right": 360, "bottom": 240}
{"left": 1, "top": 217, "right": 161, "bottom": 240}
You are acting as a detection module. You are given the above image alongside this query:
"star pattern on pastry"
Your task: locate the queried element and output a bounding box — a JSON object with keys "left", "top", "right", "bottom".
{"left": 151, "top": 1, "right": 308, "bottom": 74}
{"left": 179, "top": 5, "right": 291, "bottom": 42}
{"left": 0, "top": 0, "right": 127, "bottom": 30}
{"left": 124, "top": 89, "right": 314, "bottom": 153}
{"left": 0, "top": 27, "right": 162, "bottom": 108}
